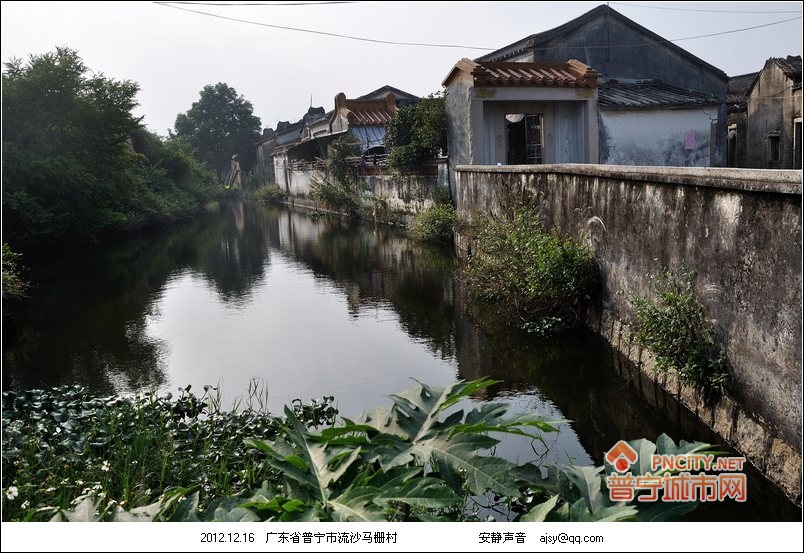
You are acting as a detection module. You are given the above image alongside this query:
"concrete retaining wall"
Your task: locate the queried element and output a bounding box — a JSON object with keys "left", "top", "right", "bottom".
{"left": 454, "top": 163, "right": 802, "bottom": 504}
{"left": 279, "top": 161, "right": 450, "bottom": 217}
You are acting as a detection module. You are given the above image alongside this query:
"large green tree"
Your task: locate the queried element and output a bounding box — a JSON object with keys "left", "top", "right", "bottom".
{"left": 172, "top": 83, "right": 262, "bottom": 181}
{"left": 2, "top": 47, "right": 219, "bottom": 250}
{"left": 386, "top": 92, "right": 447, "bottom": 174}
{"left": 2, "top": 47, "right": 142, "bottom": 245}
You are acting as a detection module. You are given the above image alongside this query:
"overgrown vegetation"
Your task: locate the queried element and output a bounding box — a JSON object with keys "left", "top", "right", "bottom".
{"left": 2, "top": 47, "right": 219, "bottom": 251}
{"left": 386, "top": 92, "right": 447, "bottom": 174}
{"left": 1, "top": 243, "right": 28, "bottom": 299}
{"left": 254, "top": 183, "right": 286, "bottom": 205}
{"left": 461, "top": 208, "right": 598, "bottom": 336}
{"left": 310, "top": 134, "right": 364, "bottom": 217}
{"left": 633, "top": 268, "right": 730, "bottom": 395}
{"left": 409, "top": 204, "right": 457, "bottom": 246}
{"left": 1, "top": 382, "right": 336, "bottom": 522}
{"left": 3, "top": 378, "right": 714, "bottom": 522}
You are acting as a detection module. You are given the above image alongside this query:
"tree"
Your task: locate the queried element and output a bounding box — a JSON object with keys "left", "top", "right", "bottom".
{"left": 386, "top": 92, "right": 447, "bottom": 174}
{"left": 172, "top": 83, "right": 262, "bottom": 181}
{"left": 2, "top": 47, "right": 219, "bottom": 251}
{"left": 2, "top": 47, "right": 142, "bottom": 246}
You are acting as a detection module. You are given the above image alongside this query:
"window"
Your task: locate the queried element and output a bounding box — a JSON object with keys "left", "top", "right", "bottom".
{"left": 768, "top": 131, "right": 781, "bottom": 163}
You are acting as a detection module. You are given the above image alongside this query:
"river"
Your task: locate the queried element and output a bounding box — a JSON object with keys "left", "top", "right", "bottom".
{"left": 2, "top": 200, "right": 798, "bottom": 521}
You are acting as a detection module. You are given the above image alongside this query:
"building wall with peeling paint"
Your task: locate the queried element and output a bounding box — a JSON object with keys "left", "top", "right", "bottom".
{"left": 600, "top": 108, "right": 715, "bottom": 166}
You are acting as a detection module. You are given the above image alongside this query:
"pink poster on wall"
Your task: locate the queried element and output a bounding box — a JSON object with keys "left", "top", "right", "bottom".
{"left": 684, "top": 131, "right": 696, "bottom": 150}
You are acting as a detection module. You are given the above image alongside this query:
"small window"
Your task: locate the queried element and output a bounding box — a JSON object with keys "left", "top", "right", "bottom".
{"left": 769, "top": 135, "right": 781, "bottom": 162}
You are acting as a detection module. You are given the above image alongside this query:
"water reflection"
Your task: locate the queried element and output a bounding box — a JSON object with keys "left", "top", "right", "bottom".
{"left": 2, "top": 201, "right": 798, "bottom": 521}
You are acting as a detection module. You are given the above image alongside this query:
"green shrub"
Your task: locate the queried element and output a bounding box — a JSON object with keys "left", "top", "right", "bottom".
{"left": 310, "top": 177, "right": 361, "bottom": 217}
{"left": 633, "top": 268, "right": 730, "bottom": 395}
{"left": 1, "top": 243, "right": 28, "bottom": 299}
{"left": 461, "top": 208, "right": 598, "bottom": 335}
{"left": 310, "top": 134, "right": 363, "bottom": 217}
{"left": 387, "top": 93, "right": 446, "bottom": 174}
{"left": 410, "top": 204, "right": 456, "bottom": 245}
{"left": 254, "top": 184, "right": 286, "bottom": 204}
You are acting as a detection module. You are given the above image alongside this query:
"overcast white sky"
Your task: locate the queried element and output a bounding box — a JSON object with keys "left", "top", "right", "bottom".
{"left": 2, "top": 1, "right": 802, "bottom": 137}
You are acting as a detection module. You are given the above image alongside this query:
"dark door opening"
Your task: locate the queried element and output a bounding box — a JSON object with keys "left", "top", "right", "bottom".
{"left": 506, "top": 113, "right": 543, "bottom": 164}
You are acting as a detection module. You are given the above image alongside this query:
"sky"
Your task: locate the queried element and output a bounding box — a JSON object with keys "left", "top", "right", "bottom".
{"left": 1, "top": 1, "right": 802, "bottom": 137}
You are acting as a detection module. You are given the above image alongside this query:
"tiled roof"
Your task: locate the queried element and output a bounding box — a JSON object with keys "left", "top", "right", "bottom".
{"left": 344, "top": 102, "right": 395, "bottom": 126}
{"left": 357, "top": 85, "right": 420, "bottom": 103}
{"left": 333, "top": 92, "right": 397, "bottom": 127}
{"left": 598, "top": 80, "right": 719, "bottom": 108}
{"left": 727, "top": 72, "right": 759, "bottom": 105}
{"left": 443, "top": 58, "right": 598, "bottom": 88}
{"left": 770, "top": 55, "right": 802, "bottom": 80}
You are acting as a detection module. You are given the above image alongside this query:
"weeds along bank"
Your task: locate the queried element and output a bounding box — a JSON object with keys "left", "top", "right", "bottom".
{"left": 452, "top": 164, "right": 802, "bottom": 506}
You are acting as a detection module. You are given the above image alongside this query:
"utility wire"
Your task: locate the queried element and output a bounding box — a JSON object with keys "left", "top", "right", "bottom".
{"left": 611, "top": 2, "right": 803, "bottom": 14}
{"left": 154, "top": 1, "right": 494, "bottom": 49}
{"left": 154, "top": 2, "right": 801, "bottom": 51}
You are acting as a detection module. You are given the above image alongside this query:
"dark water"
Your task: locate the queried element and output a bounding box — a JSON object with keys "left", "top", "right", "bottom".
{"left": 2, "top": 201, "right": 799, "bottom": 521}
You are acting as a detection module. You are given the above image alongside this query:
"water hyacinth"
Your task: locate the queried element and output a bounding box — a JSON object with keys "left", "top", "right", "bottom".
{"left": 1, "top": 384, "right": 337, "bottom": 521}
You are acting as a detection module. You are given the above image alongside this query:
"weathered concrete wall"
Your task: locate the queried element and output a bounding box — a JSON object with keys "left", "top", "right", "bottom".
{"left": 454, "top": 164, "right": 802, "bottom": 503}
{"left": 600, "top": 108, "right": 715, "bottom": 167}
{"left": 279, "top": 161, "right": 450, "bottom": 218}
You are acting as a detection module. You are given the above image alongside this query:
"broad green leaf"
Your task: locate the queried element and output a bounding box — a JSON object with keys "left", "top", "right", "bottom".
{"left": 56, "top": 497, "right": 99, "bottom": 522}
{"left": 113, "top": 501, "right": 163, "bottom": 522}
{"left": 384, "top": 477, "right": 462, "bottom": 508}
{"left": 568, "top": 499, "right": 638, "bottom": 522}
{"left": 329, "top": 486, "right": 386, "bottom": 522}
{"left": 559, "top": 465, "right": 607, "bottom": 513}
{"left": 427, "top": 434, "right": 520, "bottom": 497}
{"left": 520, "top": 494, "right": 560, "bottom": 521}
{"left": 166, "top": 491, "right": 200, "bottom": 522}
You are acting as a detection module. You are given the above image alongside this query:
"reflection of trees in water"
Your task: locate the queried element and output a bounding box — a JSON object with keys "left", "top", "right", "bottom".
{"left": 197, "top": 201, "right": 276, "bottom": 304}
{"left": 275, "top": 210, "right": 459, "bottom": 361}
{"left": 2, "top": 201, "right": 276, "bottom": 396}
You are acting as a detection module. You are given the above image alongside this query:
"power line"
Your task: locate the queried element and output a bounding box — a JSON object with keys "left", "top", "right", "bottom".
{"left": 611, "top": 1, "right": 803, "bottom": 14}
{"left": 154, "top": 2, "right": 801, "bottom": 52}
{"left": 154, "top": 2, "right": 495, "bottom": 50}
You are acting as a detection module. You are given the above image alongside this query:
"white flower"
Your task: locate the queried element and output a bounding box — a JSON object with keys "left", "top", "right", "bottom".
{"left": 5, "top": 486, "right": 18, "bottom": 500}
{"left": 21, "top": 500, "right": 30, "bottom": 509}
{"left": 101, "top": 460, "right": 110, "bottom": 472}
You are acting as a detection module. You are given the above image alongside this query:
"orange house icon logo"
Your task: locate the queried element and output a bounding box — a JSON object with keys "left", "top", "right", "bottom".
{"left": 606, "top": 440, "right": 638, "bottom": 473}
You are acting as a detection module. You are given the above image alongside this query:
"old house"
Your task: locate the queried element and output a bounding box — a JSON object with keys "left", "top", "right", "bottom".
{"left": 726, "top": 71, "right": 760, "bottom": 168}
{"left": 473, "top": 4, "right": 729, "bottom": 167}
{"left": 745, "top": 55, "right": 802, "bottom": 169}
{"left": 329, "top": 91, "right": 399, "bottom": 155}
{"left": 260, "top": 90, "right": 417, "bottom": 192}
{"left": 443, "top": 58, "right": 600, "bottom": 167}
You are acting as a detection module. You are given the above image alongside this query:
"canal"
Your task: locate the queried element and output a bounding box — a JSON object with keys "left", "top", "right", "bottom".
{"left": 2, "top": 200, "right": 799, "bottom": 521}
